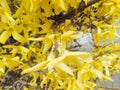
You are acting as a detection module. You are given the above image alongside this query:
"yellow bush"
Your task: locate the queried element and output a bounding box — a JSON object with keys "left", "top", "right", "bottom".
{"left": 0, "top": 0, "right": 120, "bottom": 89}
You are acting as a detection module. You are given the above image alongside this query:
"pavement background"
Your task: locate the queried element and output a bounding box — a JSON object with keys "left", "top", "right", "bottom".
{"left": 69, "top": 30, "right": 120, "bottom": 89}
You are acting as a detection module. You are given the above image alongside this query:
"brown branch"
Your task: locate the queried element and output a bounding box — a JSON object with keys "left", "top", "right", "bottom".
{"left": 93, "top": 49, "right": 120, "bottom": 59}
{"left": 49, "top": 0, "right": 101, "bottom": 25}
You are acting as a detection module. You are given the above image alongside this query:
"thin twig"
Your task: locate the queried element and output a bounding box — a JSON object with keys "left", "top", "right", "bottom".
{"left": 93, "top": 49, "right": 120, "bottom": 59}
{"left": 0, "top": 69, "right": 10, "bottom": 86}
{"left": 49, "top": 0, "right": 100, "bottom": 23}
{"left": 52, "top": 0, "right": 100, "bottom": 20}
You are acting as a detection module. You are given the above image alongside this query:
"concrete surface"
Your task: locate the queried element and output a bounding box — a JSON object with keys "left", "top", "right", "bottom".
{"left": 69, "top": 30, "right": 120, "bottom": 89}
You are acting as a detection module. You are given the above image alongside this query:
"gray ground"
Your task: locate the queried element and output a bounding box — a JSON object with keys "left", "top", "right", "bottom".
{"left": 69, "top": 30, "right": 120, "bottom": 89}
